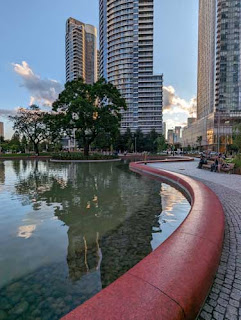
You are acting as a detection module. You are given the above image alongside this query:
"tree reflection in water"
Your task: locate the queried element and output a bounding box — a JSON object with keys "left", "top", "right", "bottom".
{"left": 13, "top": 161, "right": 162, "bottom": 284}
{"left": 0, "top": 160, "right": 190, "bottom": 320}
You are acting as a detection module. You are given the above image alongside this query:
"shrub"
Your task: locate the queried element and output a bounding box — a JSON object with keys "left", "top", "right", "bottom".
{"left": 52, "top": 152, "right": 118, "bottom": 161}
{"left": 0, "top": 152, "right": 52, "bottom": 158}
{"left": 233, "top": 154, "right": 241, "bottom": 168}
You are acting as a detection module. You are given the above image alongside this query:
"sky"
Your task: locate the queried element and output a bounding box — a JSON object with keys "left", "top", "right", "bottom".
{"left": 0, "top": 0, "right": 199, "bottom": 138}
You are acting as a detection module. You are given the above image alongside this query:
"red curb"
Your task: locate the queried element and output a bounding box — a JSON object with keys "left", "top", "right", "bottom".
{"left": 62, "top": 160, "right": 225, "bottom": 320}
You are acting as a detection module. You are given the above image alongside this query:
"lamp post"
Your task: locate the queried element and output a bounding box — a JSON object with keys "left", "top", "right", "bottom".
{"left": 172, "top": 127, "right": 175, "bottom": 155}
{"left": 224, "top": 120, "right": 230, "bottom": 154}
{"left": 135, "top": 137, "right": 137, "bottom": 154}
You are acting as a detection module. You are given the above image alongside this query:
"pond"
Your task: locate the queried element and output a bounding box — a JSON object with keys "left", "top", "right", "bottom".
{"left": 0, "top": 160, "right": 190, "bottom": 320}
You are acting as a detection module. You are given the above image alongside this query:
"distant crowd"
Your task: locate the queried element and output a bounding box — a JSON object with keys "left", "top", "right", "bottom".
{"left": 198, "top": 152, "right": 233, "bottom": 173}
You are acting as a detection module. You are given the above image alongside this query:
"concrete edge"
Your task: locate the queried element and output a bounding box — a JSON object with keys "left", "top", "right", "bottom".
{"left": 61, "top": 160, "right": 225, "bottom": 320}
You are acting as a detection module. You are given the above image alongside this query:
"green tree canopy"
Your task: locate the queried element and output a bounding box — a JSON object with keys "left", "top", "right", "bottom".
{"left": 155, "top": 134, "right": 167, "bottom": 153}
{"left": 52, "top": 78, "right": 127, "bottom": 156}
{"left": 8, "top": 132, "right": 22, "bottom": 153}
{"left": 9, "top": 105, "right": 54, "bottom": 155}
{"left": 196, "top": 136, "right": 202, "bottom": 145}
{"left": 233, "top": 123, "right": 241, "bottom": 153}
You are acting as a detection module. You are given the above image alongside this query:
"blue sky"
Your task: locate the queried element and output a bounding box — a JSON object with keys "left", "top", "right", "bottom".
{"left": 0, "top": 0, "right": 198, "bottom": 138}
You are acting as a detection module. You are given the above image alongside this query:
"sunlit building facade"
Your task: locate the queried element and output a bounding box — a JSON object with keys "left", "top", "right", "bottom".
{"left": 66, "top": 18, "right": 98, "bottom": 84}
{"left": 167, "top": 130, "right": 174, "bottom": 145}
{"left": 162, "top": 122, "right": 166, "bottom": 139}
{"left": 197, "top": 0, "right": 216, "bottom": 119}
{"left": 99, "top": 0, "right": 163, "bottom": 134}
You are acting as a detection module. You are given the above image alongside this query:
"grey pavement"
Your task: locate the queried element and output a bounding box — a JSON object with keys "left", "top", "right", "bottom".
{"left": 148, "top": 160, "right": 241, "bottom": 320}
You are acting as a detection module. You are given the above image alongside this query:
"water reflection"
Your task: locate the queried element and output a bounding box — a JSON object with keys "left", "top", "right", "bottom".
{"left": 0, "top": 160, "right": 190, "bottom": 320}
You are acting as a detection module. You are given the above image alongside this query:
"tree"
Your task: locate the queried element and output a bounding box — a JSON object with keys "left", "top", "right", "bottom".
{"left": 21, "top": 135, "right": 28, "bottom": 153}
{"left": 233, "top": 123, "right": 241, "bottom": 153}
{"left": 9, "top": 105, "right": 52, "bottom": 155}
{"left": 145, "top": 129, "right": 159, "bottom": 153}
{"left": 52, "top": 78, "right": 127, "bottom": 156}
{"left": 122, "top": 128, "right": 133, "bottom": 152}
{"left": 196, "top": 136, "right": 202, "bottom": 150}
{"left": 155, "top": 134, "right": 167, "bottom": 153}
{"left": 9, "top": 132, "right": 22, "bottom": 153}
{"left": 134, "top": 129, "right": 145, "bottom": 152}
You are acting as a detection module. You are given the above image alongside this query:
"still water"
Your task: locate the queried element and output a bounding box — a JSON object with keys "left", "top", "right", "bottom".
{"left": 0, "top": 160, "right": 190, "bottom": 320}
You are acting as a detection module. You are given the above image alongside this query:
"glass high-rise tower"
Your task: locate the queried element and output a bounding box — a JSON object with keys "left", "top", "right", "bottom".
{"left": 197, "top": 0, "right": 241, "bottom": 116}
{"left": 66, "top": 18, "right": 98, "bottom": 84}
{"left": 0, "top": 122, "right": 4, "bottom": 138}
{"left": 99, "top": 0, "right": 163, "bottom": 134}
{"left": 215, "top": 0, "right": 241, "bottom": 112}
{"left": 183, "top": 0, "right": 241, "bottom": 151}
{"left": 197, "top": 0, "right": 216, "bottom": 119}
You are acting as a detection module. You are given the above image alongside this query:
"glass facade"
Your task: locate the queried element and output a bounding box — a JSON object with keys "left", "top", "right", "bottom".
{"left": 183, "top": 0, "right": 241, "bottom": 151}
{"left": 0, "top": 122, "right": 4, "bottom": 138}
{"left": 99, "top": 0, "right": 108, "bottom": 80}
{"left": 215, "top": 0, "right": 241, "bottom": 112}
{"left": 197, "top": 0, "right": 216, "bottom": 119}
{"left": 99, "top": 0, "right": 163, "bottom": 134}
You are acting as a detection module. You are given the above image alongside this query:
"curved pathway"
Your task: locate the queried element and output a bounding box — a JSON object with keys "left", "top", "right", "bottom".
{"left": 148, "top": 159, "right": 241, "bottom": 320}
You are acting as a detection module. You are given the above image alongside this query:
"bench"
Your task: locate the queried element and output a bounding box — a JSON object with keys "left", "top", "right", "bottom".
{"left": 202, "top": 161, "right": 235, "bottom": 173}
{"left": 221, "top": 163, "right": 235, "bottom": 174}
{"left": 202, "top": 160, "right": 213, "bottom": 170}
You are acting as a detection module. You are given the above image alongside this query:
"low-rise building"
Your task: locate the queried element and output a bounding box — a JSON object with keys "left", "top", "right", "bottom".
{"left": 162, "top": 122, "right": 166, "bottom": 139}
{"left": 167, "top": 129, "right": 174, "bottom": 145}
{"left": 182, "top": 111, "right": 239, "bottom": 152}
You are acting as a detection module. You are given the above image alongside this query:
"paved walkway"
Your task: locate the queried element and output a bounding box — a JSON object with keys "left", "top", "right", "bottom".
{"left": 148, "top": 160, "right": 241, "bottom": 320}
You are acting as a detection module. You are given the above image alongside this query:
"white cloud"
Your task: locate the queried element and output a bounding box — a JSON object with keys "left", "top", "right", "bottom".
{"left": 162, "top": 85, "right": 197, "bottom": 133}
{"left": 164, "top": 118, "right": 187, "bottom": 129}
{"left": 0, "top": 108, "right": 17, "bottom": 118}
{"left": 12, "top": 61, "right": 63, "bottom": 107}
{"left": 163, "top": 86, "right": 197, "bottom": 118}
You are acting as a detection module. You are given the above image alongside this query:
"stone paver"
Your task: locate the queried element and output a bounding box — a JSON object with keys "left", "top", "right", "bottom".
{"left": 148, "top": 160, "right": 241, "bottom": 320}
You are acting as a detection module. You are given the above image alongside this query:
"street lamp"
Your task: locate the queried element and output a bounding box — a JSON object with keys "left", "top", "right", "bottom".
{"left": 224, "top": 120, "right": 230, "bottom": 154}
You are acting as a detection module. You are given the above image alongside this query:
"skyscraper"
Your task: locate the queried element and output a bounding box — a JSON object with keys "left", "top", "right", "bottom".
{"left": 0, "top": 122, "right": 3, "bottom": 138}
{"left": 66, "top": 18, "right": 98, "bottom": 84}
{"left": 183, "top": 0, "right": 241, "bottom": 151}
{"left": 197, "top": 0, "right": 216, "bottom": 119}
{"left": 99, "top": 0, "right": 163, "bottom": 134}
{"left": 175, "top": 126, "right": 182, "bottom": 139}
{"left": 215, "top": 0, "right": 241, "bottom": 112}
{"left": 167, "top": 129, "right": 174, "bottom": 145}
{"left": 162, "top": 122, "right": 166, "bottom": 139}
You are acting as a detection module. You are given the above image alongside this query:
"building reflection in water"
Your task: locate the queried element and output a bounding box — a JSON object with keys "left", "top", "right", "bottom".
{"left": 0, "top": 160, "right": 191, "bottom": 320}
{"left": 0, "top": 161, "right": 5, "bottom": 186}
{"left": 12, "top": 160, "right": 189, "bottom": 287}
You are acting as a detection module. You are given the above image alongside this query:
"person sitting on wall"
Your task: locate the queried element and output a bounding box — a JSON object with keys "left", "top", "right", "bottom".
{"left": 198, "top": 155, "right": 207, "bottom": 169}
{"left": 218, "top": 156, "right": 226, "bottom": 172}
{"left": 211, "top": 156, "right": 223, "bottom": 172}
{"left": 211, "top": 156, "right": 218, "bottom": 172}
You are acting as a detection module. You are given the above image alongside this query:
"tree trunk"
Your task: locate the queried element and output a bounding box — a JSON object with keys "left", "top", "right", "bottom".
{"left": 84, "top": 143, "right": 89, "bottom": 157}
{"left": 34, "top": 143, "right": 39, "bottom": 156}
